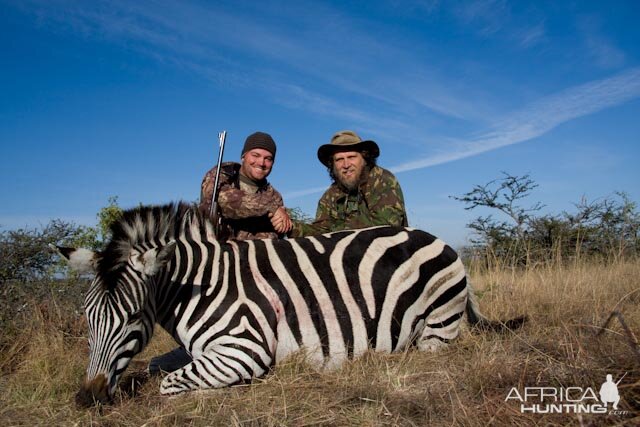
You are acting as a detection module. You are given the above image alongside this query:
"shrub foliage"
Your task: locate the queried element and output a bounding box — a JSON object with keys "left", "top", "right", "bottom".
{"left": 453, "top": 172, "right": 639, "bottom": 265}
{"left": 0, "top": 197, "right": 123, "bottom": 284}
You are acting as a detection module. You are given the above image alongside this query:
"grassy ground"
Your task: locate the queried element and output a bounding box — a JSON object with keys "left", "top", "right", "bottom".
{"left": 1, "top": 258, "right": 638, "bottom": 426}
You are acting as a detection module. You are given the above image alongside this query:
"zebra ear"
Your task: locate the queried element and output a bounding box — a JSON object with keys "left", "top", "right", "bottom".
{"left": 131, "top": 242, "right": 177, "bottom": 276}
{"left": 51, "top": 245, "right": 99, "bottom": 274}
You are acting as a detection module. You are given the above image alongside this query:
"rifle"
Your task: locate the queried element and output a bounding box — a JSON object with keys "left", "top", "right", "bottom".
{"left": 210, "top": 130, "right": 227, "bottom": 237}
{"left": 615, "top": 372, "right": 628, "bottom": 385}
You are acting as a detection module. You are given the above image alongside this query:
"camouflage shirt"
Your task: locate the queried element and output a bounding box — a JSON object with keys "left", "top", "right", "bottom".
{"left": 199, "top": 162, "right": 284, "bottom": 241}
{"left": 292, "top": 165, "right": 408, "bottom": 237}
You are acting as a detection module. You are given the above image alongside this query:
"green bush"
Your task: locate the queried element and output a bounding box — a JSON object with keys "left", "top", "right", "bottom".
{"left": 454, "top": 173, "right": 639, "bottom": 265}
{"left": 0, "top": 220, "right": 98, "bottom": 284}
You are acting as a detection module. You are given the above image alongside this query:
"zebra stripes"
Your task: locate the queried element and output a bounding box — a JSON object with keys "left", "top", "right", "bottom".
{"left": 62, "top": 203, "right": 523, "bottom": 405}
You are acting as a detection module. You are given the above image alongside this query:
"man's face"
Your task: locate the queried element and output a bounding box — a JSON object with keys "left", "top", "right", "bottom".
{"left": 332, "top": 150, "right": 365, "bottom": 191}
{"left": 241, "top": 148, "right": 274, "bottom": 181}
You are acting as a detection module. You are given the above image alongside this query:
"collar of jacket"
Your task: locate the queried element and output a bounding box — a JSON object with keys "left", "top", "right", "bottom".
{"left": 238, "top": 172, "right": 269, "bottom": 189}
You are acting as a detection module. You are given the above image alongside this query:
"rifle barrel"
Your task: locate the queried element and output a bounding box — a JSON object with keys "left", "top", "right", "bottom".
{"left": 615, "top": 371, "right": 628, "bottom": 385}
{"left": 209, "top": 130, "right": 227, "bottom": 219}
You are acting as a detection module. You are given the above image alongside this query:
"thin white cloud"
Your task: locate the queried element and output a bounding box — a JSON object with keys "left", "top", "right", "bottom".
{"left": 578, "top": 15, "right": 626, "bottom": 70}
{"left": 391, "top": 67, "right": 640, "bottom": 173}
{"left": 453, "top": 0, "right": 509, "bottom": 36}
{"left": 517, "top": 23, "right": 546, "bottom": 48}
{"left": 283, "top": 186, "right": 328, "bottom": 200}
{"left": 585, "top": 34, "right": 626, "bottom": 69}
{"left": 268, "top": 83, "right": 420, "bottom": 141}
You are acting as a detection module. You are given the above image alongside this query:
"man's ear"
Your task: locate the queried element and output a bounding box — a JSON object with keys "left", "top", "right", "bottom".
{"left": 130, "top": 242, "right": 177, "bottom": 276}
{"left": 51, "top": 245, "right": 99, "bottom": 274}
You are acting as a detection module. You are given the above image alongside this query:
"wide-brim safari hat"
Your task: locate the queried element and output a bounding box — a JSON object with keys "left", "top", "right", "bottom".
{"left": 317, "top": 130, "right": 380, "bottom": 167}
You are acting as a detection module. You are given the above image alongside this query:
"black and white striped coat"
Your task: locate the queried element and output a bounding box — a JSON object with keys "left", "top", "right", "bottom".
{"left": 61, "top": 203, "right": 522, "bottom": 404}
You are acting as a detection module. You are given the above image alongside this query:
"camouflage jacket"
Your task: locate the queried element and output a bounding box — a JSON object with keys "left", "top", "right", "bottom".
{"left": 199, "top": 162, "right": 284, "bottom": 241}
{"left": 292, "top": 165, "right": 408, "bottom": 237}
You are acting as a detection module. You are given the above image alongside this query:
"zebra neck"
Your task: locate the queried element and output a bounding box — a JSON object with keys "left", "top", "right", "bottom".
{"left": 168, "top": 239, "right": 226, "bottom": 286}
{"left": 154, "top": 239, "right": 227, "bottom": 333}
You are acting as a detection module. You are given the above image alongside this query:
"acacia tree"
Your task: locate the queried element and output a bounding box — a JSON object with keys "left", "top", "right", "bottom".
{"left": 452, "top": 172, "right": 543, "bottom": 256}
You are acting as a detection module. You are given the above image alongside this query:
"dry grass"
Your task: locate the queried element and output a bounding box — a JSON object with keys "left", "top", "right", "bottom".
{"left": 1, "top": 259, "right": 638, "bottom": 426}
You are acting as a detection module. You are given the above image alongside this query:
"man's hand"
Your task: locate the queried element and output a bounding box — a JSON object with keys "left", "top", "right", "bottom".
{"left": 269, "top": 207, "right": 292, "bottom": 234}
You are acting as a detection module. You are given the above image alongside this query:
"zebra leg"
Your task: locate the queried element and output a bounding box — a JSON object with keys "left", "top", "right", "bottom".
{"left": 159, "top": 348, "right": 272, "bottom": 395}
{"left": 416, "top": 323, "right": 459, "bottom": 352}
{"left": 416, "top": 295, "right": 467, "bottom": 352}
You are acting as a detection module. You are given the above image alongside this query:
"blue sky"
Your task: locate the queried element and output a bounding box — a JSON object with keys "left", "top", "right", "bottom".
{"left": 1, "top": 0, "right": 639, "bottom": 246}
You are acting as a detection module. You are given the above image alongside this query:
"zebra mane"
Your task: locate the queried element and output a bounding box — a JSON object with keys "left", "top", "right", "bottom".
{"left": 97, "top": 202, "right": 208, "bottom": 288}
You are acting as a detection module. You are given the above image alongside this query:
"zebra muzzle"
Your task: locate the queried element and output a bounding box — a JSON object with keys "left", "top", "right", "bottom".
{"left": 76, "top": 374, "right": 112, "bottom": 407}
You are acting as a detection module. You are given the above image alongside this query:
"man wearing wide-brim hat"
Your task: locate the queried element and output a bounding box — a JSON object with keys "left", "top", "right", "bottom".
{"left": 279, "top": 130, "right": 408, "bottom": 237}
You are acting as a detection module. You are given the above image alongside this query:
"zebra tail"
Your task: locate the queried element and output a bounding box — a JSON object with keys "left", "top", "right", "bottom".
{"left": 465, "top": 282, "right": 527, "bottom": 332}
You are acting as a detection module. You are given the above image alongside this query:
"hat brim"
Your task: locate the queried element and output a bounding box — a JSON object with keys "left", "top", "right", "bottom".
{"left": 317, "top": 140, "right": 380, "bottom": 167}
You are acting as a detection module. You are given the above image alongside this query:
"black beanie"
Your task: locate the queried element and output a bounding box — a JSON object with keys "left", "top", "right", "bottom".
{"left": 242, "top": 132, "right": 277, "bottom": 159}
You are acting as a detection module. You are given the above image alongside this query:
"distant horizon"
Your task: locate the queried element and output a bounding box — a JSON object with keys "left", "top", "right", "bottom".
{"left": 2, "top": 0, "right": 639, "bottom": 247}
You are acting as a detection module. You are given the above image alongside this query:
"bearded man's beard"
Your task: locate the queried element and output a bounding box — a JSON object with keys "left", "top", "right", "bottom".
{"left": 335, "top": 165, "right": 366, "bottom": 192}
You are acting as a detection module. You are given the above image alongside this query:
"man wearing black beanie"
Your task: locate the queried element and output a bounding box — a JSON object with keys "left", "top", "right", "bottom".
{"left": 149, "top": 131, "right": 289, "bottom": 375}
{"left": 198, "top": 131, "right": 290, "bottom": 241}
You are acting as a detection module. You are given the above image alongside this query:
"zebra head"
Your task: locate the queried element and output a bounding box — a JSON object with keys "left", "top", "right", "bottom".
{"left": 57, "top": 242, "right": 176, "bottom": 406}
